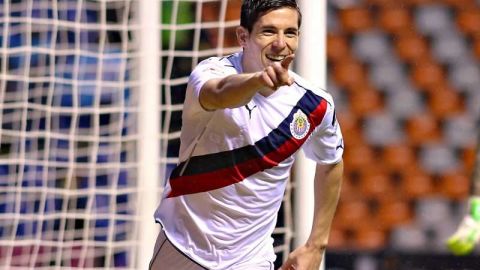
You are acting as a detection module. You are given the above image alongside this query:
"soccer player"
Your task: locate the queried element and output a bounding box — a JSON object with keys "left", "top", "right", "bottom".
{"left": 149, "top": 1, "right": 344, "bottom": 269}
{"left": 446, "top": 132, "right": 480, "bottom": 256}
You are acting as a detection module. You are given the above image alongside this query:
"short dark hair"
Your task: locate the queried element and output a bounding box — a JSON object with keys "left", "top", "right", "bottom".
{"left": 240, "top": 0, "right": 302, "bottom": 32}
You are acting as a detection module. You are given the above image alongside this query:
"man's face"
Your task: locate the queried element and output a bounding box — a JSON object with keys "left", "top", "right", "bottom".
{"left": 238, "top": 7, "right": 299, "bottom": 73}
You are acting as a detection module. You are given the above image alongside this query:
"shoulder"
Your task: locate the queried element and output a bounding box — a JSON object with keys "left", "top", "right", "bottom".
{"left": 194, "top": 53, "right": 241, "bottom": 73}
{"left": 290, "top": 72, "right": 335, "bottom": 105}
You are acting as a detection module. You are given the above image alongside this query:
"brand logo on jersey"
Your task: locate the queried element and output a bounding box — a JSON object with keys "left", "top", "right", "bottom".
{"left": 290, "top": 109, "right": 310, "bottom": 139}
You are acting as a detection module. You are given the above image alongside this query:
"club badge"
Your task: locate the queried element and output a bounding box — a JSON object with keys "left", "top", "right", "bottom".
{"left": 290, "top": 109, "right": 310, "bottom": 140}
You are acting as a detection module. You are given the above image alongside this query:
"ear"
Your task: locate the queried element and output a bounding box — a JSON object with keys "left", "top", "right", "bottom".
{"left": 236, "top": 26, "right": 248, "bottom": 47}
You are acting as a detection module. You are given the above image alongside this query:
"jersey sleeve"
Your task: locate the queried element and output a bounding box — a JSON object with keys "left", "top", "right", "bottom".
{"left": 189, "top": 58, "right": 234, "bottom": 103}
{"left": 302, "top": 99, "right": 344, "bottom": 164}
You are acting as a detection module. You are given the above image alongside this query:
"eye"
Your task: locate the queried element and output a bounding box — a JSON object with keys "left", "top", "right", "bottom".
{"left": 285, "top": 30, "right": 298, "bottom": 38}
{"left": 262, "top": 29, "right": 275, "bottom": 36}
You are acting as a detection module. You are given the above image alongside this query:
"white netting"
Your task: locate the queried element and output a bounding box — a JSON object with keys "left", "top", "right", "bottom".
{"left": 0, "top": 0, "right": 140, "bottom": 268}
{"left": 0, "top": 0, "right": 294, "bottom": 268}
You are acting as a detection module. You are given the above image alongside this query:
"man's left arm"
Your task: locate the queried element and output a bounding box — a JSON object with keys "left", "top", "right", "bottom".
{"left": 280, "top": 160, "right": 343, "bottom": 270}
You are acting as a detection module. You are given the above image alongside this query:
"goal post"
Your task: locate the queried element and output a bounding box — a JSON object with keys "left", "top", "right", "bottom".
{"left": 294, "top": 1, "right": 327, "bottom": 269}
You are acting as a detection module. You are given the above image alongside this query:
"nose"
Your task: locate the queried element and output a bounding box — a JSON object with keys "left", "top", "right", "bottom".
{"left": 272, "top": 34, "right": 286, "bottom": 49}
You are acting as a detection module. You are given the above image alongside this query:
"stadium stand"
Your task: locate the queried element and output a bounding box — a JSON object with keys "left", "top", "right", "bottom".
{"left": 327, "top": 0, "right": 480, "bottom": 268}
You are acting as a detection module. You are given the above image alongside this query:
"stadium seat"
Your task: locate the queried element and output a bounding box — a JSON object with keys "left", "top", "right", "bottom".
{"left": 339, "top": 7, "right": 374, "bottom": 33}
{"left": 414, "top": 4, "right": 455, "bottom": 36}
{"left": 369, "top": 57, "right": 408, "bottom": 91}
{"left": 390, "top": 224, "right": 428, "bottom": 251}
{"left": 353, "top": 225, "right": 387, "bottom": 250}
{"left": 456, "top": 9, "right": 480, "bottom": 36}
{"left": 462, "top": 146, "right": 477, "bottom": 173}
{"left": 378, "top": 6, "right": 414, "bottom": 34}
{"left": 385, "top": 84, "right": 426, "bottom": 119}
{"left": 327, "top": 228, "right": 348, "bottom": 249}
{"left": 358, "top": 169, "right": 395, "bottom": 201}
{"left": 352, "top": 30, "right": 391, "bottom": 63}
{"left": 380, "top": 144, "right": 417, "bottom": 173}
{"left": 336, "top": 110, "right": 363, "bottom": 147}
{"left": 394, "top": 32, "right": 430, "bottom": 63}
{"left": 327, "top": 34, "right": 351, "bottom": 62}
{"left": 362, "top": 113, "right": 405, "bottom": 146}
{"left": 437, "top": 172, "right": 470, "bottom": 200}
{"left": 418, "top": 143, "right": 460, "bottom": 174}
{"left": 410, "top": 60, "right": 446, "bottom": 90}
{"left": 448, "top": 58, "right": 480, "bottom": 91}
{"left": 474, "top": 37, "right": 480, "bottom": 58}
{"left": 400, "top": 168, "right": 435, "bottom": 199}
{"left": 375, "top": 199, "right": 413, "bottom": 229}
{"left": 405, "top": 113, "right": 441, "bottom": 145}
{"left": 443, "top": 113, "right": 477, "bottom": 148}
{"left": 342, "top": 143, "right": 376, "bottom": 173}
{"left": 334, "top": 199, "right": 372, "bottom": 230}
{"left": 415, "top": 197, "right": 453, "bottom": 228}
{"left": 430, "top": 31, "right": 469, "bottom": 64}
{"left": 465, "top": 89, "right": 480, "bottom": 117}
{"left": 331, "top": 59, "right": 366, "bottom": 89}
{"left": 426, "top": 84, "right": 464, "bottom": 119}
{"left": 348, "top": 87, "right": 383, "bottom": 117}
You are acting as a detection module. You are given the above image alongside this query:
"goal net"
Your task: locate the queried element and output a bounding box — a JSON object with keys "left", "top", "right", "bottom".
{"left": 0, "top": 0, "right": 294, "bottom": 269}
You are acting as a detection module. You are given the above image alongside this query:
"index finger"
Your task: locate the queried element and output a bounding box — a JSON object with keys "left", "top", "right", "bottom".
{"left": 281, "top": 54, "right": 295, "bottom": 69}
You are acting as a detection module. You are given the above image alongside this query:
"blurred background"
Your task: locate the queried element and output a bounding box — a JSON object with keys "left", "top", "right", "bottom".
{"left": 325, "top": 0, "right": 480, "bottom": 269}
{"left": 0, "top": 0, "right": 479, "bottom": 269}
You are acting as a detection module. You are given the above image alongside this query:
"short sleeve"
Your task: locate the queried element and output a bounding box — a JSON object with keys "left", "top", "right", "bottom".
{"left": 302, "top": 100, "right": 344, "bottom": 164}
{"left": 188, "top": 58, "right": 234, "bottom": 99}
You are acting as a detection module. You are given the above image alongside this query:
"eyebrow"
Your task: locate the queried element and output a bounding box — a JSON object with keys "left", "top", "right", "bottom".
{"left": 259, "top": 25, "right": 299, "bottom": 32}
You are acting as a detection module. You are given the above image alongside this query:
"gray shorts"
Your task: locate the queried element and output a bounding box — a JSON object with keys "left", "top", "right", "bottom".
{"left": 148, "top": 230, "right": 274, "bottom": 270}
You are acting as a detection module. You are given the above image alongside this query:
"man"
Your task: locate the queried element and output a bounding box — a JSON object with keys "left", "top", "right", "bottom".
{"left": 150, "top": 1, "right": 344, "bottom": 269}
{"left": 447, "top": 132, "right": 480, "bottom": 256}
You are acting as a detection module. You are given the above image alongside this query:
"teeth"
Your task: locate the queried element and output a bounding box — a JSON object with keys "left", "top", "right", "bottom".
{"left": 266, "top": 55, "right": 286, "bottom": 61}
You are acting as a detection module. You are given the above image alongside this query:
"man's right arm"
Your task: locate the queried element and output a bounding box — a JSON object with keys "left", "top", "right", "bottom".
{"left": 199, "top": 55, "right": 295, "bottom": 110}
{"left": 199, "top": 72, "right": 266, "bottom": 110}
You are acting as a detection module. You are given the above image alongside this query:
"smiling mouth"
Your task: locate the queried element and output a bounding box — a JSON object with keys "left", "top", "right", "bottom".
{"left": 266, "top": 54, "right": 287, "bottom": 62}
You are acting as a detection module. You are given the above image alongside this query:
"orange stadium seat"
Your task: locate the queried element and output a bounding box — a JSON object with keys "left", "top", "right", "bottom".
{"left": 375, "top": 199, "right": 413, "bottom": 229}
{"left": 331, "top": 59, "right": 367, "bottom": 89}
{"left": 437, "top": 172, "right": 470, "bottom": 200}
{"left": 426, "top": 84, "right": 464, "bottom": 119}
{"left": 327, "top": 228, "right": 348, "bottom": 249}
{"left": 456, "top": 9, "right": 480, "bottom": 36}
{"left": 336, "top": 110, "right": 360, "bottom": 135}
{"left": 352, "top": 225, "right": 387, "bottom": 250}
{"left": 380, "top": 144, "right": 418, "bottom": 173}
{"left": 405, "top": 113, "right": 442, "bottom": 145}
{"left": 474, "top": 37, "right": 480, "bottom": 59}
{"left": 400, "top": 169, "right": 435, "bottom": 199}
{"left": 334, "top": 199, "right": 372, "bottom": 230}
{"left": 358, "top": 169, "right": 395, "bottom": 201}
{"left": 339, "top": 7, "right": 374, "bottom": 33}
{"left": 394, "top": 32, "right": 430, "bottom": 63}
{"left": 378, "top": 6, "right": 414, "bottom": 34}
{"left": 462, "top": 146, "right": 477, "bottom": 173}
{"left": 342, "top": 143, "right": 377, "bottom": 173}
{"left": 410, "top": 60, "right": 446, "bottom": 90}
{"left": 349, "top": 87, "right": 384, "bottom": 117}
{"left": 327, "top": 34, "right": 351, "bottom": 62}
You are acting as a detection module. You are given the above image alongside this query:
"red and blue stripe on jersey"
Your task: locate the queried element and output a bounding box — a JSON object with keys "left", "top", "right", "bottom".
{"left": 167, "top": 89, "right": 328, "bottom": 198}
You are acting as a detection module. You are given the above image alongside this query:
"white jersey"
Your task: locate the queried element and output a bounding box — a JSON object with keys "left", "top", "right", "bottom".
{"left": 155, "top": 52, "right": 343, "bottom": 269}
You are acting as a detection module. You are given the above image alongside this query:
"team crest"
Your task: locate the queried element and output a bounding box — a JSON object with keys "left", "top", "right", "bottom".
{"left": 290, "top": 109, "right": 310, "bottom": 139}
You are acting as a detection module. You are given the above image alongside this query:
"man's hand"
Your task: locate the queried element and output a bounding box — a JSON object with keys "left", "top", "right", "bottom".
{"left": 447, "top": 215, "right": 480, "bottom": 255}
{"left": 257, "top": 54, "right": 295, "bottom": 91}
{"left": 278, "top": 244, "right": 323, "bottom": 270}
